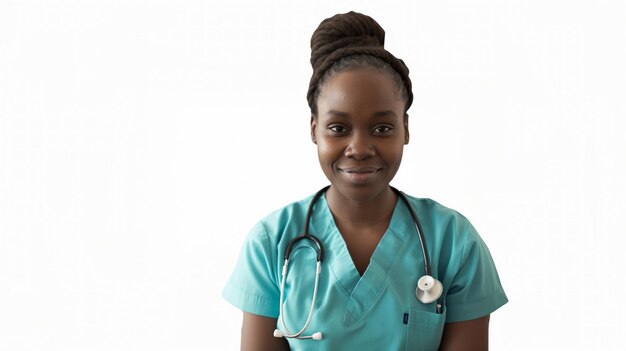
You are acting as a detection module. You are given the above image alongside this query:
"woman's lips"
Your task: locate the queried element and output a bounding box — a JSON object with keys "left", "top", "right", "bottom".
{"left": 341, "top": 167, "right": 381, "bottom": 173}
{"left": 338, "top": 167, "right": 382, "bottom": 183}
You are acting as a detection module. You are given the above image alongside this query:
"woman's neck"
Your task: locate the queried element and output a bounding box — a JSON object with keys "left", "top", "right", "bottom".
{"left": 325, "top": 186, "right": 397, "bottom": 227}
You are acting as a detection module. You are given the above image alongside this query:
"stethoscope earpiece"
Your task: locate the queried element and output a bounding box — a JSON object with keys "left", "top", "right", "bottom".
{"left": 415, "top": 275, "right": 443, "bottom": 304}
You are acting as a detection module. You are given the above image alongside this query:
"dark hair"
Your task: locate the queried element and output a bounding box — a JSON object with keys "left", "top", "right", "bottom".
{"left": 307, "top": 11, "right": 413, "bottom": 116}
{"left": 311, "top": 54, "right": 409, "bottom": 116}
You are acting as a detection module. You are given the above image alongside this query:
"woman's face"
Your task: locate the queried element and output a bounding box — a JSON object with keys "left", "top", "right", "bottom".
{"left": 311, "top": 68, "right": 409, "bottom": 202}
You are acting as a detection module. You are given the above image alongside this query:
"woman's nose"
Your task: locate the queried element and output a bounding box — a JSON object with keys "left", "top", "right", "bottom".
{"left": 344, "top": 132, "right": 375, "bottom": 160}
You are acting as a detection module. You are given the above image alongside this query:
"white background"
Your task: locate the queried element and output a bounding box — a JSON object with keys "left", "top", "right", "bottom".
{"left": 1, "top": 0, "right": 625, "bottom": 350}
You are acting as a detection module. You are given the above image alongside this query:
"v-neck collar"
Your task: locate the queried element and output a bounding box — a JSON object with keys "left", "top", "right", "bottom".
{"left": 310, "top": 191, "right": 414, "bottom": 326}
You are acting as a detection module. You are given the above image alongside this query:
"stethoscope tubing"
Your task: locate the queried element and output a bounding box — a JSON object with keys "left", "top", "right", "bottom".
{"left": 392, "top": 187, "right": 432, "bottom": 276}
{"left": 282, "top": 185, "right": 329, "bottom": 261}
{"left": 278, "top": 259, "right": 322, "bottom": 338}
{"left": 275, "top": 185, "right": 440, "bottom": 340}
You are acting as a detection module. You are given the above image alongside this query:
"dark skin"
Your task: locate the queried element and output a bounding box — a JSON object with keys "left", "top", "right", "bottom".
{"left": 312, "top": 69, "right": 407, "bottom": 276}
{"left": 240, "top": 68, "right": 490, "bottom": 351}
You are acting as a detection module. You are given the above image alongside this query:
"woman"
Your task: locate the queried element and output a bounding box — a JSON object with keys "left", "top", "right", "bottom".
{"left": 223, "top": 11, "right": 507, "bottom": 351}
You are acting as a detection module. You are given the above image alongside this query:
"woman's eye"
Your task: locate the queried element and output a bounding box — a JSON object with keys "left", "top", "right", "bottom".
{"left": 373, "top": 125, "right": 392, "bottom": 134}
{"left": 329, "top": 125, "right": 347, "bottom": 133}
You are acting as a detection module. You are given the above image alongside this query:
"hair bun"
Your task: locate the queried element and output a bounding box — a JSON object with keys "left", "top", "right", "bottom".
{"left": 307, "top": 11, "right": 413, "bottom": 113}
{"left": 310, "top": 11, "right": 385, "bottom": 69}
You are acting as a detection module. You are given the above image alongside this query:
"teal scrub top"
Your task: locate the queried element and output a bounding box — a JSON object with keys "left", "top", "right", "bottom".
{"left": 222, "top": 191, "right": 508, "bottom": 351}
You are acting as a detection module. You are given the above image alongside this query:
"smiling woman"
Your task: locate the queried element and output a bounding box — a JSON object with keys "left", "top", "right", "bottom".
{"left": 222, "top": 11, "right": 507, "bottom": 351}
{"left": 312, "top": 68, "right": 408, "bottom": 205}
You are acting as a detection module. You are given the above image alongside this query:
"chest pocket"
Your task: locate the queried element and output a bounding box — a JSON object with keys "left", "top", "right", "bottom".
{"left": 404, "top": 308, "right": 446, "bottom": 351}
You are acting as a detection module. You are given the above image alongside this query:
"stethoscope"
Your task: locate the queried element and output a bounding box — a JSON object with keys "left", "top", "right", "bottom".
{"left": 273, "top": 186, "right": 443, "bottom": 341}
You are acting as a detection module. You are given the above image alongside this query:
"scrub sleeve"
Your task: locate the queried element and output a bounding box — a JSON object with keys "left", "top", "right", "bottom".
{"left": 222, "top": 221, "right": 280, "bottom": 318}
{"left": 443, "top": 220, "right": 508, "bottom": 322}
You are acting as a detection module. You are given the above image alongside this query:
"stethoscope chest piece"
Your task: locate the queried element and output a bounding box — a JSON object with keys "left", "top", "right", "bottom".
{"left": 415, "top": 275, "right": 443, "bottom": 304}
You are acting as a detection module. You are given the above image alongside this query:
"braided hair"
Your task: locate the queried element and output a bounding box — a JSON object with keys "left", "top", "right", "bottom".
{"left": 307, "top": 11, "right": 413, "bottom": 116}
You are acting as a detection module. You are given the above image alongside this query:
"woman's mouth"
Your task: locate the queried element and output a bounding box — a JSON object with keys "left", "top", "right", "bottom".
{"left": 338, "top": 167, "right": 382, "bottom": 184}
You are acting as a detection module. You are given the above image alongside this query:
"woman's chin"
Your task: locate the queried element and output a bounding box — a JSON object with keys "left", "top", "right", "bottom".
{"left": 328, "top": 182, "right": 391, "bottom": 203}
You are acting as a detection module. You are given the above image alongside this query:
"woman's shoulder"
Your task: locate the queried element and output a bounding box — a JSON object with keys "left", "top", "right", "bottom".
{"left": 403, "top": 193, "right": 471, "bottom": 223}
{"left": 260, "top": 193, "right": 314, "bottom": 222}
{"left": 247, "top": 192, "right": 317, "bottom": 241}
{"left": 400, "top": 193, "right": 479, "bottom": 243}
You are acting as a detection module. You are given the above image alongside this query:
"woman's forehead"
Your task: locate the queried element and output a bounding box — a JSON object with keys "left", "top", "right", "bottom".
{"left": 317, "top": 69, "right": 405, "bottom": 115}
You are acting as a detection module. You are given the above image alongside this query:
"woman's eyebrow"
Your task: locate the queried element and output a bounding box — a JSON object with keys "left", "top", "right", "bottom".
{"left": 372, "top": 110, "right": 397, "bottom": 118}
{"left": 326, "top": 109, "right": 350, "bottom": 118}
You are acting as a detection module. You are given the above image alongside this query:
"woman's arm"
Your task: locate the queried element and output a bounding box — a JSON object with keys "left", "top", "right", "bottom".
{"left": 241, "top": 312, "right": 290, "bottom": 351}
{"left": 438, "top": 314, "right": 490, "bottom": 351}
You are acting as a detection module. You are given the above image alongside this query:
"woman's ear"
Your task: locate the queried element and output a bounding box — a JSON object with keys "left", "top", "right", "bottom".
{"left": 310, "top": 116, "right": 318, "bottom": 144}
{"left": 404, "top": 114, "right": 410, "bottom": 145}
